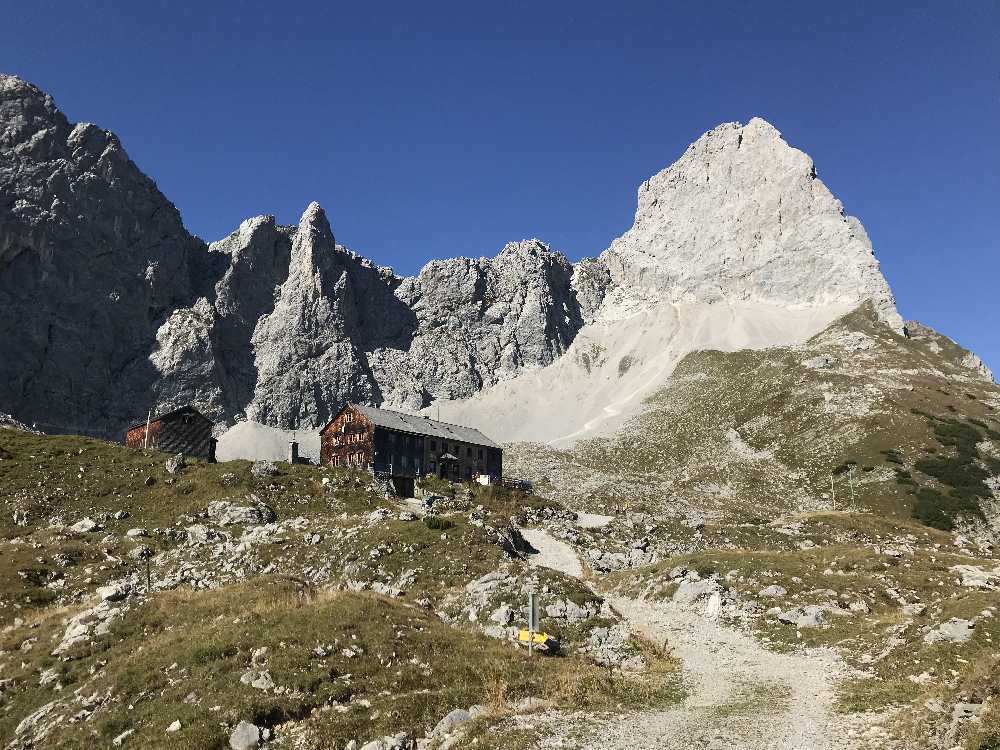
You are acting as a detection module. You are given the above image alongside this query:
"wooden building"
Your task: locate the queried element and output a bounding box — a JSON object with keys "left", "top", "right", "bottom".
{"left": 320, "top": 404, "right": 502, "bottom": 494}
{"left": 125, "top": 405, "right": 216, "bottom": 461}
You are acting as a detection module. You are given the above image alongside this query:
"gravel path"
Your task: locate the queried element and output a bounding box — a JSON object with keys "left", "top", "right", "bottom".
{"left": 522, "top": 527, "right": 861, "bottom": 750}
{"left": 520, "top": 527, "right": 584, "bottom": 577}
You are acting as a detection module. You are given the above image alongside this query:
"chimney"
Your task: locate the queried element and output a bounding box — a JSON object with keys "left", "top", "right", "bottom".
{"left": 288, "top": 441, "right": 299, "bottom": 464}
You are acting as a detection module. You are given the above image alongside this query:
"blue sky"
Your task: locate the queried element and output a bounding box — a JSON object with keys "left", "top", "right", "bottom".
{"left": 2, "top": 1, "right": 998, "bottom": 370}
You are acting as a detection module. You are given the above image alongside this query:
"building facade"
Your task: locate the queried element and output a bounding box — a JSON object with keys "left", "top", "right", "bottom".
{"left": 125, "top": 405, "right": 216, "bottom": 461}
{"left": 320, "top": 404, "right": 502, "bottom": 493}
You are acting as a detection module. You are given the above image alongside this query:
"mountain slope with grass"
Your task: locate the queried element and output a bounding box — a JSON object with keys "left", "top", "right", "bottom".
{"left": 509, "top": 303, "right": 999, "bottom": 536}
{"left": 0, "top": 427, "right": 682, "bottom": 749}
{"left": 500, "top": 303, "right": 1000, "bottom": 749}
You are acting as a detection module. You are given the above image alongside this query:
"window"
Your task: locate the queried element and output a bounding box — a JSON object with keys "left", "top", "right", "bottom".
{"left": 430, "top": 440, "right": 436, "bottom": 451}
{"left": 429, "top": 460, "right": 436, "bottom": 472}
{"left": 478, "top": 448, "right": 483, "bottom": 459}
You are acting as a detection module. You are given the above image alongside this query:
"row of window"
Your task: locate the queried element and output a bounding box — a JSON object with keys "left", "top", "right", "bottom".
{"left": 334, "top": 432, "right": 366, "bottom": 445}
{"left": 330, "top": 452, "right": 366, "bottom": 467}
{"left": 427, "top": 439, "right": 488, "bottom": 460}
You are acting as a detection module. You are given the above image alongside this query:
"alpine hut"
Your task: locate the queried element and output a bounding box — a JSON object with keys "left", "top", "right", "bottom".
{"left": 125, "top": 405, "right": 216, "bottom": 461}
{"left": 320, "top": 404, "right": 502, "bottom": 496}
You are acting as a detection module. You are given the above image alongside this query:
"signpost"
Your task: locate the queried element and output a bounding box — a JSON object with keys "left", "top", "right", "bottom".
{"left": 527, "top": 592, "right": 539, "bottom": 656}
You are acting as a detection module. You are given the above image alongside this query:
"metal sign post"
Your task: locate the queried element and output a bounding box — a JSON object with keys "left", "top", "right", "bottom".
{"left": 527, "top": 592, "right": 539, "bottom": 657}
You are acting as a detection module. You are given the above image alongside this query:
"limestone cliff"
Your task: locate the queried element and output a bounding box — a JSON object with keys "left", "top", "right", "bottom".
{"left": 2, "top": 73, "right": 964, "bottom": 442}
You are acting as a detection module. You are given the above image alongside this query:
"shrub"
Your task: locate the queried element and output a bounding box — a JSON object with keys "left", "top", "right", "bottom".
{"left": 423, "top": 516, "right": 454, "bottom": 531}
{"left": 911, "top": 488, "right": 954, "bottom": 531}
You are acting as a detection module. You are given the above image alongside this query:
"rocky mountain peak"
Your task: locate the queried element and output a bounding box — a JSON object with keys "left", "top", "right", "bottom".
{"left": 0, "top": 74, "right": 65, "bottom": 149}
{"left": 0, "top": 77, "right": 971, "bottom": 441}
{"left": 601, "top": 117, "right": 903, "bottom": 331}
{"left": 288, "top": 201, "right": 337, "bottom": 280}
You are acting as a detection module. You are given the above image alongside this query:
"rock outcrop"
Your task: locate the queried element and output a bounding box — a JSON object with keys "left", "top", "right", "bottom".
{"left": 1, "top": 74, "right": 938, "bottom": 439}
{"left": 0, "top": 74, "right": 209, "bottom": 436}
{"left": 600, "top": 118, "right": 903, "bottom": 330}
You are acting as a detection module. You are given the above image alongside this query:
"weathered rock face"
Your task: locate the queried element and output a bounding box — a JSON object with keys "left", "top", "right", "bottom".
{"left": 246, "top": 202, "right": 410, "bottom": 426}
{"left": 600, "top": 118, "right": 903, "bottom": 330}
{"left": 388, "top": 239, "right": 592, "bottom": 405}
{"left": 0, "top": 74, "right": 207, "bottom": 435}
{"left": 0, "top": 75, "right": 930, "bottom": 438}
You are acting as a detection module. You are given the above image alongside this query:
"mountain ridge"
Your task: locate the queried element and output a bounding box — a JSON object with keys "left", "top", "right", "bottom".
{"left": 0, "top": 72, "right": 973, "bottom": 443}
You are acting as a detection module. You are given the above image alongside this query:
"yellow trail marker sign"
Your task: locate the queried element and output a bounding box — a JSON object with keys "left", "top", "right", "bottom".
{"left": 518, "top": 629, "right": 550, "bottom": 645}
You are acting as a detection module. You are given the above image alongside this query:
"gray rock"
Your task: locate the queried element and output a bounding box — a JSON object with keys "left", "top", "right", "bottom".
{"left": 359, "top": 733, "right": 408, "bottom": 750}
{"left": 924, "top": 618, "right": 975, "bottom": 644}
{"left": 668, "top": 565, "right": 688, "bottom": 579}
{"left": 432, "top": 708, "right": 472, "bottom": 737}
{"left": 239, "top": 669, "right": 274, "bottom": 691}
{"left": 166, "top": 720, "right": 182, "bottom": 733}
{"left": 796, "top": 605, "right": 826, "bottom": 628}
{"left": 802, "top": 356, "right": 836, "bottom": 370}
{"left": 165, "top": 453, "right": 186, "bottom": 474}
{"left": 207, "top": 499, "right": 276, "bottom": 526}
{"left": 97, "top": 583, "right": 130, "bottom": 602}
{"left": 490, "top": 605, "right": 513, "bottom": 626}
{"left": 777, "top": 609, "right": 801, "bottom": 625}
{"left": 70, "top": 518, "right": 101, "bottom": 533}
{"left": 759, "top": 585, "right": 787, "bottom": 598}
{"left": 185, "top": 524, "right": 216, "bottom": 545}
{"left": 672, "top": 578, "right": 719, "bottom": 606}
{"left": 953, "top": 702, "right": 984, "bottom": 720}
{"left": 229, "top": 720, "right": 260, "bottom": 750}
{"left": 12, "top": 509, "right": 29, "bottom": 526}
{"left": 777, "top": 605, "right": 825, "bottom": 628}
{"left": 250, "top": 460, "right": 279, "bottom": 478}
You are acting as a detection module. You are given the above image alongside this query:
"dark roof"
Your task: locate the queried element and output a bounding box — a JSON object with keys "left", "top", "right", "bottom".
{"left": 127, "top": 405, "right": 212, "bottom": 431}
{"left": 345, "top": 404, "right": 500, "bottom": 449}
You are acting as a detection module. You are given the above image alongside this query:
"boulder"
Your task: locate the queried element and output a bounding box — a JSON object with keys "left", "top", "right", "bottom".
{"left": 432, "top": 708, "right": 472, "bottom": 737}
{"left": 490, "top": 605, "right": 513, "bottom": 625}
{"left": 97, "top": 583, "right": 130, "bottom": 602}
{"left": 165, "top": 453, "right": 186, "bottom": 474}
{"left": 70, "top": 518, "right": 101, "bottom": 533}
{"left": 672, "top": 578, "right": 719, "bottom": 606}
{"left": 185, "top": 524, "right": 217, "bottom": 545}
{"left": 759, "top": 585, "right": 787, "bottom": 598}
{"left": 924, "top": 618, "right": 975, "bottom": 644}
{"left": 208, "top": 499, "right": 276, "bottom": 526}
{"left": 251, "top": 460, "right": 279, "bottom": 478}
{"left": 229, "top": 720, "right": 260, "bottom": 750}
